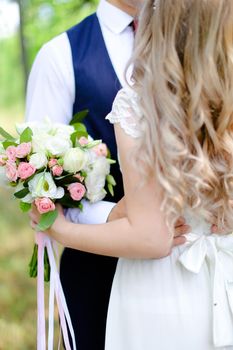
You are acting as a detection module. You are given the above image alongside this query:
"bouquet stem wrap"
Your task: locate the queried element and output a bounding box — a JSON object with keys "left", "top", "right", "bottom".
{"left": 36, "top": 232, "right": 76, "bottom": 350}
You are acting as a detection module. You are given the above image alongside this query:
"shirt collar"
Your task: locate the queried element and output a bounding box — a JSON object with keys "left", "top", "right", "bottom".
{"left": 97, "top": 0, "right": 133, "bottom": 34}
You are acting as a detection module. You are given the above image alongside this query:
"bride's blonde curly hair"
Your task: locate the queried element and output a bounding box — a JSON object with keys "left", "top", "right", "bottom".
{"left": 130, "top": 0, "right": 233, "bottom": 231}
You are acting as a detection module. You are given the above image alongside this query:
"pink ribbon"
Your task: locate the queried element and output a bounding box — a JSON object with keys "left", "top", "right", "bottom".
{"left": 36, "top": 232, "right": 77, "bottom": 350}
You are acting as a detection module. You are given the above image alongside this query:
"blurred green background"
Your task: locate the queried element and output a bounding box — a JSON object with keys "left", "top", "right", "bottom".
{"left": 0, "top": 0, "right": 97, "bottom": 348}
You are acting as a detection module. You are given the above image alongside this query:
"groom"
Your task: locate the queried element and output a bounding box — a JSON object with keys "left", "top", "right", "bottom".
{"left": 26, "top": 1, "right": 143, "bottom": 349}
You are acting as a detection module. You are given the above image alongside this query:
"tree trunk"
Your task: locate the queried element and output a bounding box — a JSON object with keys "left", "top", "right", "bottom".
{"left": 17, "top": 0, "right": 29, "bottom": 94}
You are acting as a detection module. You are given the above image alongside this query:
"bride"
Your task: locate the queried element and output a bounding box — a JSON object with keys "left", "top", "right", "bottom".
{"left": 30, "top": 0, "right": 233, "bottom": 349}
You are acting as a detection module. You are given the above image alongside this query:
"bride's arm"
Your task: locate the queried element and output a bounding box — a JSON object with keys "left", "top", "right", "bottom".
{"left": 30, "top": 124, "right": 180, "bottom": 259}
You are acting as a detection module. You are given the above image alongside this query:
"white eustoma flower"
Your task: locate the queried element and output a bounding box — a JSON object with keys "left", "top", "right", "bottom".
{"left": 12, "top": 182, "right": 33, "bottom": 203}
{"left": 86, "top": 189, "right": 107, "bottom": 203}
{"left": 29, "top": 152, "right": 48, "bottom": 169}
{"left": 63, "top": 148, "right": 88, "bottom": 173}
{"left": 28, "top": 172, "right": 64, "bottom": 199}
{"left": 85, "top": 157, "right": 110, "bottom": 203}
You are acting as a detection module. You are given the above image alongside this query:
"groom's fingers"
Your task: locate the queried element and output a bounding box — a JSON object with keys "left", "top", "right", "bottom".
{"left": 174, "top": 224, "right": 191, "bottom": 236}
{"left": 175, "top": 216, "right": 185, "bottom": 226}
{"left": 172, "top": 236, "right": 186, "bottom": 247}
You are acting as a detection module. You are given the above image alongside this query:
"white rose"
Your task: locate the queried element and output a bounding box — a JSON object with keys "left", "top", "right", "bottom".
{"left": 45, "top": 136, "right": 72, "bottom": 156}
{"left": 32, "top": 132, "right": 50, "bottom": 153}
{"left": 16, "top": 122, "right": 49, "bottom": 136}
{"left": 63, "top": 148, "right": 88, "bottom": 173}
{"left": 52, "top": 124, "right": 75, "bottom": 139}
{"left": 29, "top": 152, "right": 48, "bottom": 169}
{"left": 28, "top": 172, "right": 64, "bottom": 199}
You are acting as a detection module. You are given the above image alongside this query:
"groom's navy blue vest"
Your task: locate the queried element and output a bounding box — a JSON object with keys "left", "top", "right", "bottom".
{"left": 67, "top": 14, "right": 123, "bottom": 202}
{"left": 60, "top": 13, "right": 123, "bottom": 350}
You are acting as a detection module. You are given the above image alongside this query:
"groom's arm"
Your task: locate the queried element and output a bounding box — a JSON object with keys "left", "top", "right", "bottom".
{"left": 25, "top": 33, "right": 74, "bottom": 124}
{"left": 25, "top": 33, "right": 117, "bottom": 224}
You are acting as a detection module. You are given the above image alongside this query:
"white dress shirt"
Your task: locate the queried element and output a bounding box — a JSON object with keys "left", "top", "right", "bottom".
{"left": 26, "top": 0, "right": 134, "bottom": 224}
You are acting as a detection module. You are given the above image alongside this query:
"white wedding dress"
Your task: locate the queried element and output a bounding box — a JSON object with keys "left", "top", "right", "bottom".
{"left": 105, "top": 87, "right": 233, "bottom": 350}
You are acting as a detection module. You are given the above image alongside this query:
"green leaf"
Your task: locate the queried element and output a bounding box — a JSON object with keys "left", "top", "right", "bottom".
{"left": 106, "top": 158, "right": 116, "bottom": 165}
{"left": 2, "top": 140, "right": 18, "bottom": 149}
{"left": 80, "top": 171, "right": 87, "bottom": 178}
{"left": 85, "top": 140, "right": 101, "bottom": 149}
{"left": 78, "top": 202, "right": 83, "bottom": 211}
{"left": 58, "top": 194, "right": 83, "bottom": 208}
{"left": 69, "top": 110, "right": 89, "bottom": 125}
{"left": 108, "top": 183, "right": 114, "bottom": 197}
{"left": 29, "top": 244, "right": 38, "bottom": 278}
{"left": 73, "top": 122, "right": 87, "bottom": 133}
{"left": 55, "top": 174, "right": 77, "bottom": 186}
{"left": 106, "top": 174, "right": 116, "bottom": 186}
{"left": 36, "top": 209, "right": 58, "bottom": 232}
{"left": 44, "top": 248, "right": 50, "bottom": 282}
{"left": 20, "top": 127, "right": 33, "bottom": 143}
{"left": 57, "top": 158, "right": 64, "bottom": 166}
{"left": 19, "top": 201, "right": 32, "bottom": 212}
{"left": 0, "top": 127, "right": 16, "bottom": 141}
{"left": 70, "top": 123, "right": 88, "bottom": 146}
{"left": 14, "top": 187, "right": 30, "bottom": 199}
{"left": 9, "top": 181, "right": 18, "bottom": 187}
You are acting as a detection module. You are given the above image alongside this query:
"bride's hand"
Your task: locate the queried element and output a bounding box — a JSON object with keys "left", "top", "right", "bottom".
{"left": 29, "top": 204, "right": 66, "bottom": 238}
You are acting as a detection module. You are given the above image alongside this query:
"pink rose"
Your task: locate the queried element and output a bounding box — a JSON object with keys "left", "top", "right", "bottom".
{"left": 74, "top": 173, "right": 84, "bottom": 182}
{"left": 93, "top": 143, "right": 108, "bottom": 157}
{"left": 48, "top": 158, "right": 57, "bottom": 168}
{"left": 6, "top": 161, "right": 18, "bottom": 182}
{"left": 35, "top": 197, "right": 56, "bottom": 214}
{"left": 68, "top": 182, "right": 86, "bottom": 201}
{"left": 0, "top": 155, "right": 7, "bottom": 166}
{"left": 18, "top": 162, "right": 36, "bottom": 180}
{"left": 79, "top": 137, "right": 89, "bottom": 146}
{"left": 16, "top": 142, "right": 32, "bottom": 158}
{"left": 52, "top": 165, "right": 63, "bottom": 177}
{"left": 6, "top": 146, "right": 17, "bottom": 162}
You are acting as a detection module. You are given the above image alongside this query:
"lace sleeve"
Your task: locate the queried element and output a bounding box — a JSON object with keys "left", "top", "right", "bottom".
{"left": 106, "top": 87, "right": 142, "bottom": 138}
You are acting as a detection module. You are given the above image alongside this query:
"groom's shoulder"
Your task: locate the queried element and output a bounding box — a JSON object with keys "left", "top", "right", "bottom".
{"left": 39, "top": 13, "right": 96, "bottom": 56}
{"left": 32, "top": 13, "right": 97, "bottom": 70}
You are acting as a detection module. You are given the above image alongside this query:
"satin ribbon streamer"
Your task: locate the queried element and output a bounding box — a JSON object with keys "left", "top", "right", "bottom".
{"left": 179, "top": 233, "right": 233, "bottom": 347}
{"left": 36, "top": 232, "right": 77, "bottom": 350}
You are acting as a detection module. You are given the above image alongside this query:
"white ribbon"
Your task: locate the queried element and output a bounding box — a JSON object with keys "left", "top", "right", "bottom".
{"left": 36, "top": 232, "right": 77, "bottom": 350}
{"left": 179, "top": 233, "right": 233, "bottom": 347}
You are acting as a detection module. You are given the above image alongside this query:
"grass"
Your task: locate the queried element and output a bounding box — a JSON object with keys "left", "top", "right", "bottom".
{"left": 0, "top": 108, "right": 62, "bottom": 349}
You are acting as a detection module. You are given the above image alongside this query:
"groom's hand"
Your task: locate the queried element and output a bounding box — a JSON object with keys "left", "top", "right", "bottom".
{"left": 174, "top": 216, "right": 190, "bottom": 236}
{"left": 172, "top": 217, "right": 190, "bottom": 248}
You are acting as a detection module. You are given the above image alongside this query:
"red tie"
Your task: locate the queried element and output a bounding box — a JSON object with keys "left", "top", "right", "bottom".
{"left": 131, "top": 19, "right": 139, "bottom": 34}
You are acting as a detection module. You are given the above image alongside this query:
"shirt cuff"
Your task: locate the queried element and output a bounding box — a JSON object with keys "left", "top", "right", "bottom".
{"left": 65, "top": 199, "right": 116, "bottom": 224}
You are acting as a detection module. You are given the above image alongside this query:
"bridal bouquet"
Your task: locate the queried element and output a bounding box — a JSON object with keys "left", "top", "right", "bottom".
{"left": 0, "top": 117, "right": 116, "bottom": 281}
{"left": 0, "top": 115, "right": 116, "bottom": 349}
